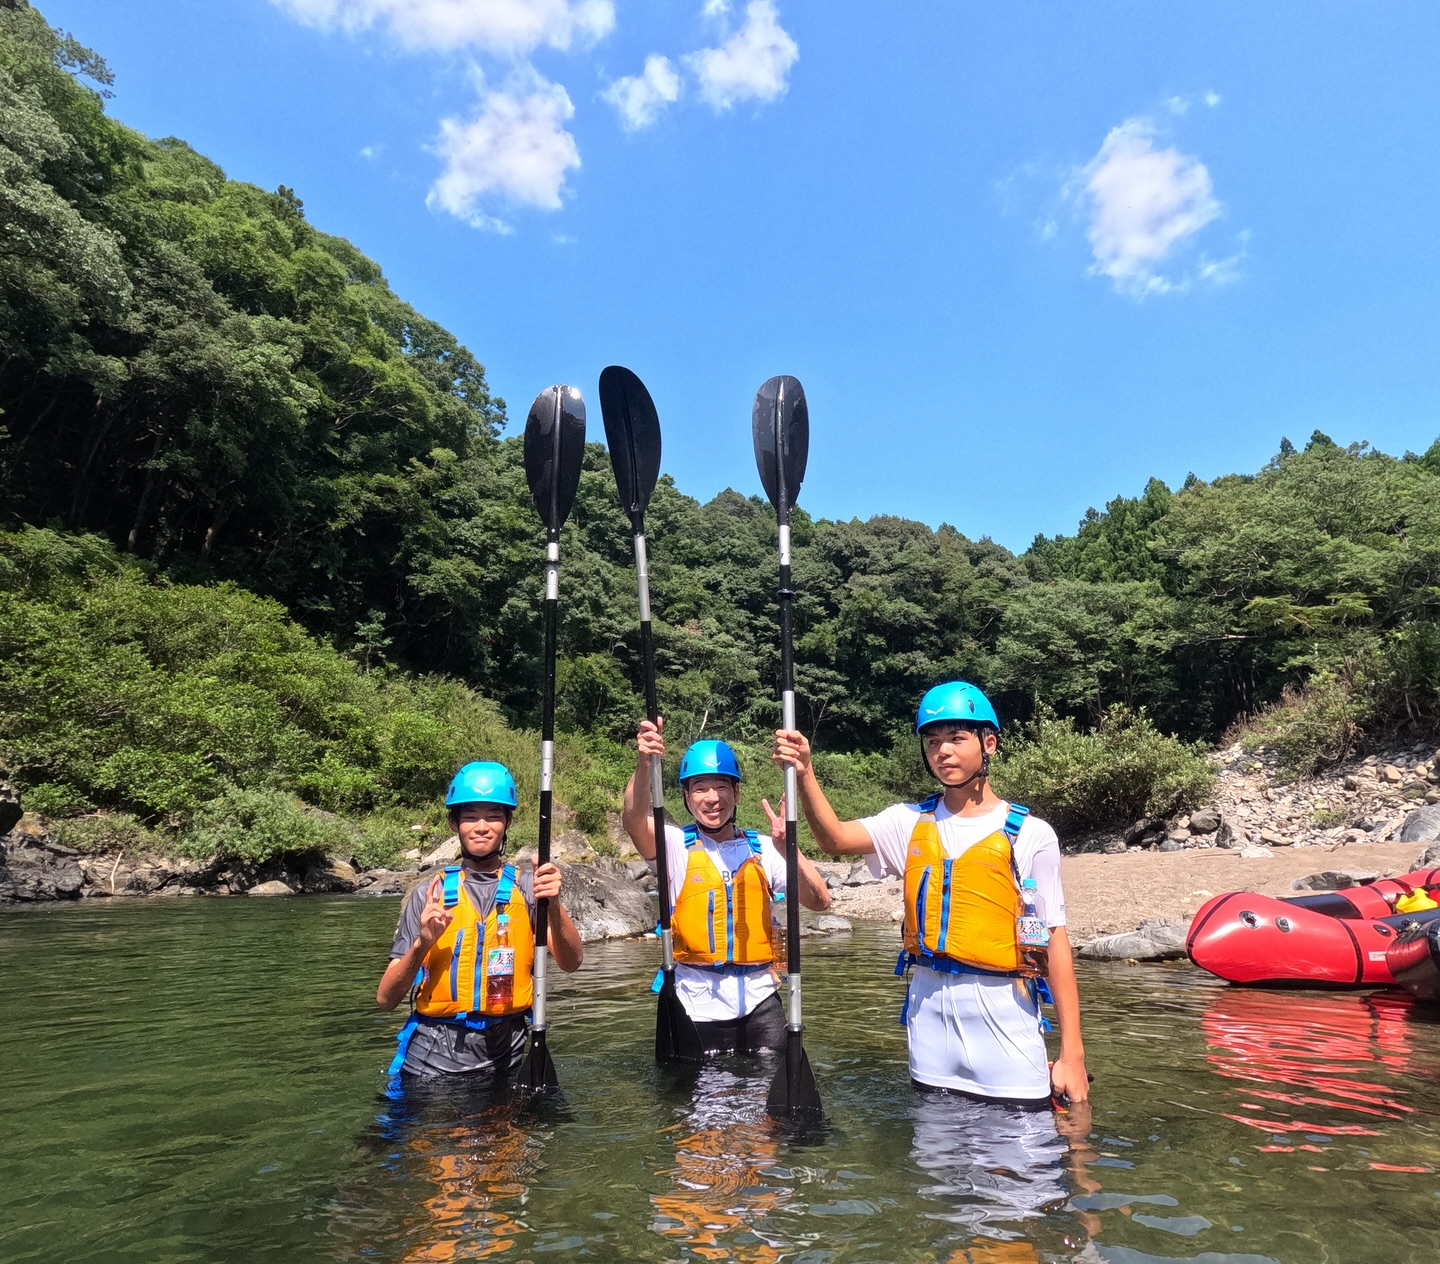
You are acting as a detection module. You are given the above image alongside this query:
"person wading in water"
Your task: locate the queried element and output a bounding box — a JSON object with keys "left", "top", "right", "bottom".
{"left": 773, "top": 682, "right": 1088, "bottom": 1108}
{"left": 622, "top": 719, "right": 830, "bottom": 1054}
{"left": 378, "top": 762, "right": 584, "bottom": 1079}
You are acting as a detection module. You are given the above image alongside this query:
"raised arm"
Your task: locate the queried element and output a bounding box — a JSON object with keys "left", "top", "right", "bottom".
{"left": 1044, "top": 927, "right": 1088, "bottom": 1103}
{"left": 762, "top": 794, "right": 832, "bottom": 911}
{"left": 773, "top": 729, "right": 877, "bottom": 857}
{"left": 377, "top": 877, "right": 448, "bottom": 1010}
{"left": 620, "top": 718, "right": 665, "bottom": 861}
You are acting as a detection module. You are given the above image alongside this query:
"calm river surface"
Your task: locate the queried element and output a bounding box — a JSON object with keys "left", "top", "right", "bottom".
{"left": 3, "top": 896, "right": 1440, "bottom": 1263}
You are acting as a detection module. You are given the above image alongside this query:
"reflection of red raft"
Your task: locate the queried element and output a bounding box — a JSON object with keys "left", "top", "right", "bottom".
{"left": 1186, "top": 868, "right": 1440, "bottom": 988}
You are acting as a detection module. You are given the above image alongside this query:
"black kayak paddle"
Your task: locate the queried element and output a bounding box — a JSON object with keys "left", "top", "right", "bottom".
{"left": 516, "top": 384, "right": 586, "bottom": 1094}
{"left": 599, "top": 365, "right": 705, "bottom": 1065}
{"left": 752, "top": 374, "right": 823, "bottom": 1120}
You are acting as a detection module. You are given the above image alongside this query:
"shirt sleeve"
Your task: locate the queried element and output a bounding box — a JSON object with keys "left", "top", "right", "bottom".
{"left": 660, "top": 821, "right": 690, "bottom": 908}
{"left": 857, "top": 803, "right": 914, "bottom": 879}
{"left": 390, "top": 883, "right": 427, "bottom": 958}
{"left": 1015, "top": 816, "right": 1066, "bottom": 928}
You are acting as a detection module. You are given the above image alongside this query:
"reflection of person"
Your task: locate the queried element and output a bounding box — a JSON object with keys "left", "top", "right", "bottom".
{"left": 912, "top": 1096, "right": 1099, "bottom": 1261}
{"left": 622, "top": 719, "right": 829, "bottom": 1054}
{"left": 650, "top": 1064, "right": 789, "bottom": 1263}
{"left": 774, "top": 682, "right": 1088, "bottom": 1107}
{"left": 377, "top": 762, "right": 584, "bottom": 1078}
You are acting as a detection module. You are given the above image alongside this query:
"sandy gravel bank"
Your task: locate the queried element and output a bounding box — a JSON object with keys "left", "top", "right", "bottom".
{"left": 820, "top": 840, "right": 1436, "bottom": 943}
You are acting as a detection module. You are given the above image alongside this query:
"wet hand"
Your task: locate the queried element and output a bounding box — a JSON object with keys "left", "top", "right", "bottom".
{"left": 1050, "top": 1054, "right": 1090, "bottom": 1105}
{"left": 417, "top": 875, "right": 453, "bottom": 949}
{"left": 772, "top": 728, "right": 812, "bottom": 776}
{"left": 532, "top": 860, "right": 563, "bottom": 901}
{"left": 636, "top": 716, "right": 665, "bottom": 759}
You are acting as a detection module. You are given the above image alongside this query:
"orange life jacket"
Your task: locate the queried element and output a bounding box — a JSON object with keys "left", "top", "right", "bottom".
{"left": 672, "top": 828, "right": 776, "bottom": 968}
{"left": 901, "top": 798, "right": 1030, "bottom": 975}
{"left": 414, "top": 864, "right": 534, "bottom": 1018}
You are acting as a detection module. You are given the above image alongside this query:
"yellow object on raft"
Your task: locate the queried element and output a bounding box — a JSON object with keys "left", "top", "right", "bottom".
{"left": 1396, "top": 887, "right": 1440, "bottom": 913}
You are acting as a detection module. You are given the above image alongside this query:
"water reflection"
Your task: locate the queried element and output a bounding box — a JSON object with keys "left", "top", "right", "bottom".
{"left": 650, "top": 1060, "right": 792, "bottom": 1262}
{"left": 1200, "top": 988, "right": 1417, "bottom": 1139}
{"left": 909, "top": 1091, "right": 1100, "bottom": 1259}
{"left": 332, "top": 1079, "right": 546, "bottom": 1261}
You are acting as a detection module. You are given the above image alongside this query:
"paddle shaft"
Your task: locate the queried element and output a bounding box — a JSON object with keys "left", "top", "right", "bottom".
{"left": 533, "top": 466, "right": 561, "bottom": 1038}
{"left": 632, "top": 525, "right": 675, "bottom": 966}
{"left": 776, "top": 499, "right": 803, "bottom": 1027}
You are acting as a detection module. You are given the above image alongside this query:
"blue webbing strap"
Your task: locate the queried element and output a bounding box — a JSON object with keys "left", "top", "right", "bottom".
{"left": 1003, "top": 803, "right": 1030, "bottom": 842}
{"left": 495, "top": 863, "right": 516, "bottom": 907}
{"left": 682, "top": 824, "right": 699, "bottom": 847}
{"left": 917, "top": 792, "right": 943, "bottom": 814}
{"left": 441, "top": 865, "right": 461, "bottom": 908}
{"left": 743, "top": 829, "right": 762, "bottom": 856}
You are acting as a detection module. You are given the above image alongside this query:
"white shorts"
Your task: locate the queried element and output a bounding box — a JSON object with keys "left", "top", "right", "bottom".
{"left": 904, "top": 966, "right": 1050, "bottom": 1100}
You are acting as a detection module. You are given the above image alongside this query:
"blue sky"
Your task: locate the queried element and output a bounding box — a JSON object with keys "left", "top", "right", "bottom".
{"left": 40, "top": 1, "right": 1440, "bottom": 551}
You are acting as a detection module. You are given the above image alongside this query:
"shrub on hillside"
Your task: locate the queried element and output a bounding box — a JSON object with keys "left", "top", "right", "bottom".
{"left": 177, "top": 785, "right": 356, "bottom": 865}
{"left": 992, "top": 705, "right": 1214, "bottom": 834}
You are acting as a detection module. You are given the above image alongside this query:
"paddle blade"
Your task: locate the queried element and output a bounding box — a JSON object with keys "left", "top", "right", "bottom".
{"left": 524, "top": 385, "right": 586, "bottom": 530}
{"left": 655, "top": 973, "right": 705, "bottom": 1064}
{"left": 515, "top": 1030, "right": 560, "bottom": 1093}
{"left": 751, "top": 375, "right": 809, "bottom": 512}
{"left": 599, "top": 365, "right": 662, "bottom": 521}
{"left": 766, "top": 1028, "right": 822, "bottom": 1119}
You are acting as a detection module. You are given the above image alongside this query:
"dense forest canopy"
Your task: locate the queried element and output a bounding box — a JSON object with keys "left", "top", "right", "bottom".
{"left": 3, "top": 2, "right": 1440, "bottom": 855}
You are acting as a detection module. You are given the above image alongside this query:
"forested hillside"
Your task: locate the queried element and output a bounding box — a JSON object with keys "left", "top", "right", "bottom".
{"left": 3, "top": 2, "right": 1439, "bottom": 861}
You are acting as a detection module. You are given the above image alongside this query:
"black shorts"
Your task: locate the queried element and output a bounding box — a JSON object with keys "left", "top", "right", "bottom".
{"left": 692, "top": 992, "right": 786, "bottom": 1055}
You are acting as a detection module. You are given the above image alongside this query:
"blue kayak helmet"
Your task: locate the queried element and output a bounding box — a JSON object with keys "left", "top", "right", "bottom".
{"left": 445, "top": 761, "right": 519, "bottom": 810}
{"left": 677, "top": 740, "right": 743, "bottom": 786}
{"left": 915, "top": 681, "right": 999, "bottom": 783}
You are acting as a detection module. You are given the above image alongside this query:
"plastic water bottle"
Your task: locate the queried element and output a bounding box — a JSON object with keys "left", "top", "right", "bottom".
{"left": 485, "top": 913, "right": 516, "bottom": 1010}
{"left": 1017, "top": 878, "right": 1050, "bottom": 975}
{"left": 772, "top": 891, "right": 788, "bottom": 967}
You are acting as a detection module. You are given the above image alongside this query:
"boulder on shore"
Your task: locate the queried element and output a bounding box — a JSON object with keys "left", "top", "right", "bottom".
{"left": 1399, "top": 804, "right": 1440, "bottom": 843}
{"left": 0, "top": 834, "right": 84, "bottom": 902}
{"left": 0, "top": 774, "right": 22, "bottom": 837}
{"left": 555, "top": 859, "right": 653, "bottom": 942}
{"left": 247, "top": 879, "right": 296, "bottom": 897}
{"left": 1291, "top": 870, "right": 1379, "bottom": 892}
{"left": 1077, "top": 918, "right": 1188, "bottom": 962}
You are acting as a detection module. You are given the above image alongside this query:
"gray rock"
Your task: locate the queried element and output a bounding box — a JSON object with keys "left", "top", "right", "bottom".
{"left": 809, "top": 914, "right": 853, "bottom": 934}
{"left": 1158, "top": 838, "right": 1187, "bottom": 852}
{"left": 354, "top": 869, "right": 415, "bottom": 897}
{"left": 419, "top": 834, "right": 462, "bottom": 869}
{"left": 1188, "top": 807, "right": 1222, "bottom": 835}
{"left": 1078, "top": 918, "right": 1188, "bottom": 962}
{"left": 81, "top": 854, "right": 209, "bottom": 896}
{"left": 1260, "top": 829, "right": 1292, "bottom": 847}
{"left": 0, "top": 836, "right": 84, "bottom": 902}
{"left": 302, "top": 859, "right": 359, "bottom": 893}
{"left": 1291, "top": 870, "right": 1379, "bottom": 892}
{"left": 625, "top": 859, "right": 652, "bottom": 883}
{"left": 247, "top": 879, "right": 296, "bottom": 897}
{"left": 554, "top": 860, "right": 653, "bottom": 942}
{"left": 843, "top": 862, "right": 882, "bottom": 887}
{"left": 1124, "top": 818, "right": 1164, "bottom": 844}
{"left": 1215, "top": 821, "right": 1242, "bottom": 848}
{"left": 1399, "top": 804, "right": 1440, "bottom": 843}
{"left": 1415, "top": 843, "right": 1440, "bottom": 869}
{"left": 1100, "top": 835, "right": 1127, "bottom": 854}
{"left": 1239, "top": 845, "right": 1274, "bottom": 859}
{"left": 0, "top": 774, "right": 22, "bottom": 837}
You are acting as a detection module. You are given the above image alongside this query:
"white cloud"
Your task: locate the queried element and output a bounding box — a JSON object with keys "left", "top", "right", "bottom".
{"left": 702, "top": 0, "right": 732, "bottom": 16}
{"left": 603, "top": 54, "right": 682, "bottom": 130}
{"left": 358, "top": 144, "right": 378, "bottom": 159}
{"left": 687, "top": 0, "right": 797, "bottom": 110}
{"left": 427, "top": 74, "right": 580, "bottom": 231}
{"left": 1205, "top": 89, "right": 1223, "bottom": 108}
{"left": 1165, "top": 95, "right": 1190, "bottom": 116}
{"left": 1076, "top": 117, "right": 1222, "bottom": 298}
{"left": 271, "top": 0, "right": 615, "bottom": 54}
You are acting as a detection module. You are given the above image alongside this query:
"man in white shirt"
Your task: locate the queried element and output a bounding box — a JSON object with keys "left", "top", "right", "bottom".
{"left": 622, "top": 719, "right": 830, "bottom": 1053}
{"left": 773, "top": 681, "right": 1089, "bottom": 1107}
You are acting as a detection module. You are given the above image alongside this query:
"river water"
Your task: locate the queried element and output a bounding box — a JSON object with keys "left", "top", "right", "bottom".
{"left": 3, "top": 896, "right": 1439, "bottom": 1263}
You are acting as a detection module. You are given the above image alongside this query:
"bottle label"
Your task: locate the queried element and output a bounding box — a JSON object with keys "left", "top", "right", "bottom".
{"left": 486, "top": 946, "right": 515, "bottom": 977}
{"left": 1017, "top": 915, "right": 1049, "bottom": 948}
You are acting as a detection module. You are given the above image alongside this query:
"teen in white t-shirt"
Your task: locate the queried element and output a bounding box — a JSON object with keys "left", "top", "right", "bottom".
{"left": 621, "top": 719, "right": 831, "bottom": 1053}
{"left": 774, "top": 681, "right": 1089, "bottom": 1107}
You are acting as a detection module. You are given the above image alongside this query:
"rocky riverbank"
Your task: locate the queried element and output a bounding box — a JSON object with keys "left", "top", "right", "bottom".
{"left": 7, "top": 739, "right": 1440, "bottom": 957}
